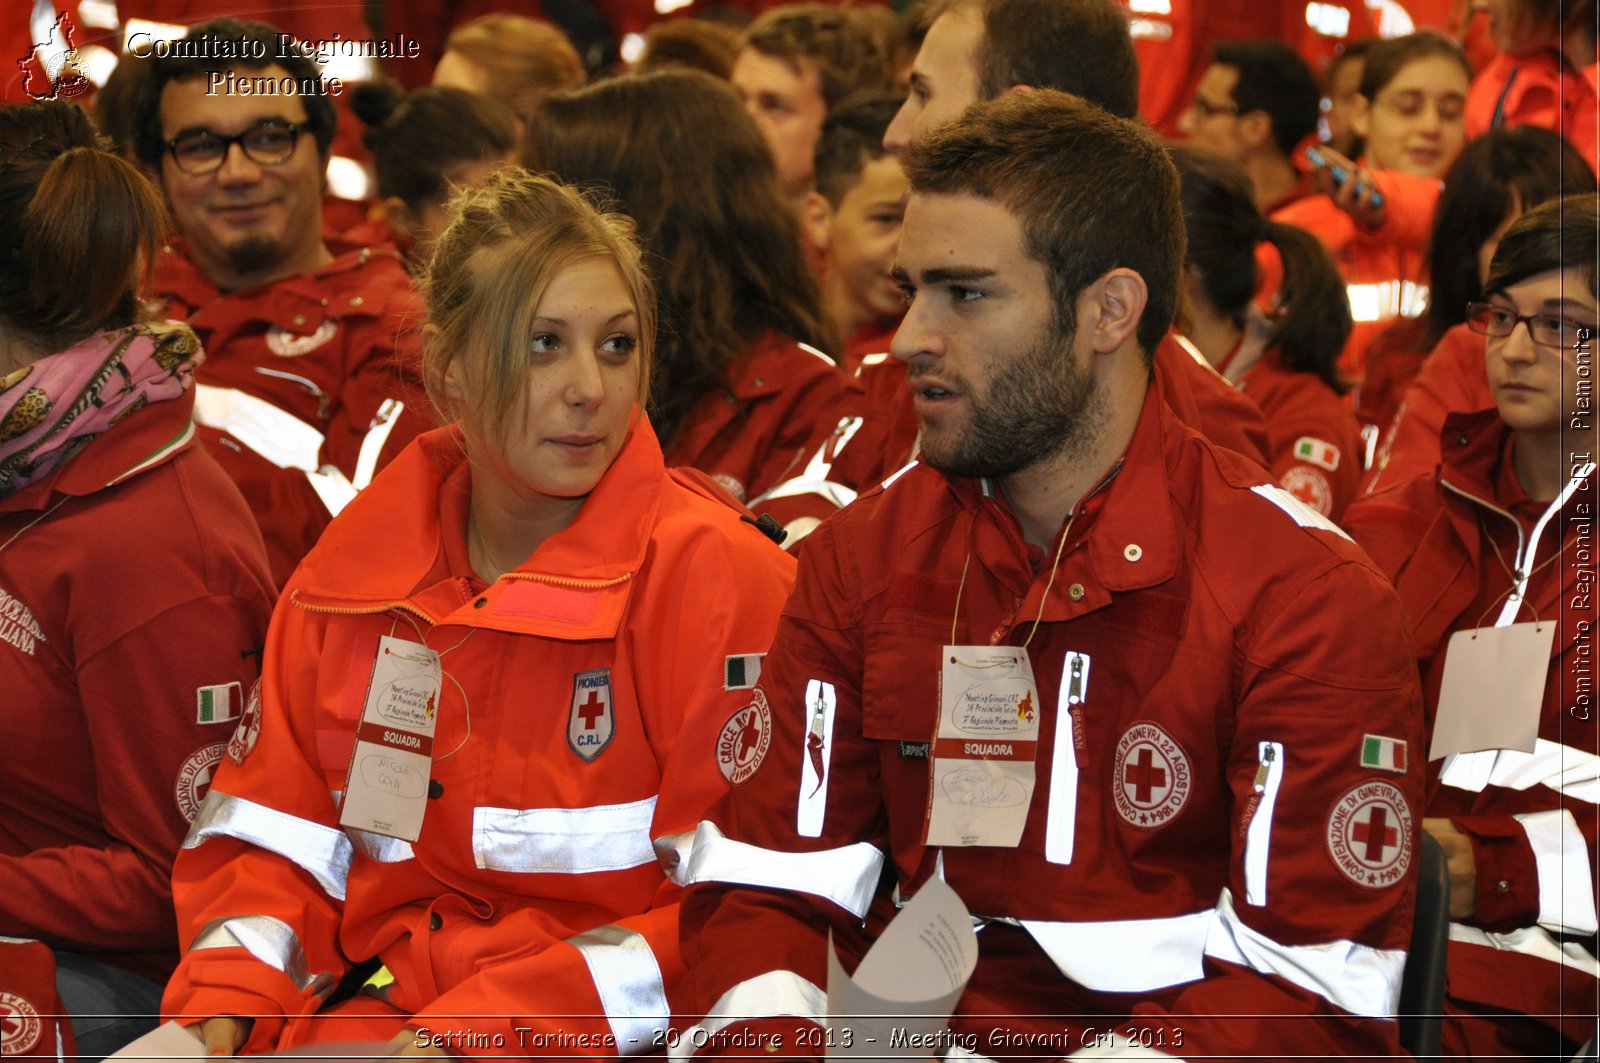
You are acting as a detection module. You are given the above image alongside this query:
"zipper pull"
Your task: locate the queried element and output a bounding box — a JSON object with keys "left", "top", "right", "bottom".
{"left": 1064, "top": 652, "right": 1089, "bottom": 706}
{"left": 1252, "top": 744, "right": 1276, "bottom": 792}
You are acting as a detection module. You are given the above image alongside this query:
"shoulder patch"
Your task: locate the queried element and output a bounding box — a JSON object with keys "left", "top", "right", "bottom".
{"left": 716, "top": 690, "right": 772, "bottom": 784}
{"left": 1326, "top": 780, "right": 1413, "bottom": 889}
{"left": 265, "top": 320, "right": 338, "bottom": 357}
{"left": 0, "top": 991, "right": 43, "bottom": 1054}
{"left": 175, "top": 742, "right": 227, "bottom": 822}
{"left": 225, "top": 680, "right": 264, "bottom": 765}
{"left": 1280, "top": 466, "right": 1335, "bottom": 517}
{"left": 1293, "top": 436, "right": 1341, "bottom": 471}
{"left": 1249, "top": 483, "right": 1351, "bottom": 541}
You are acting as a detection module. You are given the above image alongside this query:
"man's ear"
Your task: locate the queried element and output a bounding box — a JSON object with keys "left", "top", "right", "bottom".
{"left": 802, "top": 190, "right": 832, "bottom": 255}
{"left": 384, "top": 196, "right": 416, "bottom": 243}
{"left": 1350, "top": 95, "right": 1372, "bottom": 139}
{"left": 1004, "top": 83, "right": 1035, "bottom": 96}
{"left": 1081, "top": 267, "right": 1149, "bottom": 354}
{"left": 1238, "top": 110, "right": 1273, "bottom": 152}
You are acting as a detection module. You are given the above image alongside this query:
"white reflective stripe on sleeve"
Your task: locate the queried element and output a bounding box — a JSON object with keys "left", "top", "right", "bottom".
{"left": 473, "top": 797, "right": 658, "bottom": 873}
{"left": 797, "top": 681, "right": 837, "bottom": 838}
{"left": 680, "top": 821, "right": 883, "bottom": 918}
{"left": 305, "top": 466, "right": 358, "bottom": 516}
{"left": 652, "top": 830, "right": 697, "bottom": 886}
{"left": 1067, "top": 1036, "right": 1178, "bottom": 1060}
{"left": 353, "top": 398, "right": 404, "bottom": 490}
{"left": 1046, "top": 653, "right": 1090, "bottom": 864}
{"left": 192, "top": 384, "right": 325, "bottom": 472}
{"left": 751, "top": 476, "right": 859, "bottom": 510}
{"left": 1515, "top": 809, "right": 1600, "bottom": 935}
{"left": 1249, "top": 484, "right": 1353, "bottom": 540}
{"left": 1440, "top": 739, "right": 1600, "bottom": 803}
{"left": 1204, "top": 887, "right": 1404, "bottom": 1019}
{"left": 1449, "top": 923, "right": 1600, "bottom": 976}
{"left": 191, "top": 915, "right": 329, "bottom": 992}
{"left": 1244, "top": 742, "right": 1285, "bottom": 907}
{"left": 672, "top": 970, "right": 825, "bottom": 1062}
{"left": 1022, "top": 909, "right": 1212, "bottom": 992}
{"left": 183, "top": 789, "right": 351, "bottom": 900}
{"left": 569, "top": 924, "right": 669, "bottom": 1052}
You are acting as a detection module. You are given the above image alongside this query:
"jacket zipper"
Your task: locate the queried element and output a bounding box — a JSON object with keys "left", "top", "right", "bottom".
{"left": 1244, "top": 740, "right": 1284, "bottom": 907}
{"left": 290, "top": 589, "right": 437, "bottom": 625}
{"left": 1046, "top": 651, "right": 1090, "bottom": 865}
{"left": 502, "top": 571, "right": 634, "bottom": 589}
{"left": 798, "top": 679, "right": 837, "bottom": 838}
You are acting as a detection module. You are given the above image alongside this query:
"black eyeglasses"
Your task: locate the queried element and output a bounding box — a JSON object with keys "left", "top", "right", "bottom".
{"left": 166, "top": 120, "right": 305, "bottom": 175}
{"left": 1466, "top": 301, "right": 1596, "bottom": 350}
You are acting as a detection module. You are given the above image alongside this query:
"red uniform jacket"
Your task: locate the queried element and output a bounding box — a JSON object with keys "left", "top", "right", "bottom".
{"left": 1466, "top": 49, "right": 1600, "bottom": 178}
{"left": 1366, "top": 323, "right": 1491, "bottom": 494}
{"left": 0, "top": 373, "right": 274, "bottom": 983}
{"left": 1234, "top": 351, "right": 1365, "bottom": 521}
{"left": 1346, "top": 411, "right": 1600, "bottom": 1056}
{"left": 753, "top": 334, "right": 1271, "bottom": 547}
{"left": 151, "top": 239, "right": 430, "bottom": 585}
{"left": 162, "top": 419, "right": 795, "bottom": 1057}
{"left": 664, "top": 333, "right": 854, "bottom": 505}
{"left": 681, "top": 387, "right": 1423, "bottom": 1061}
{"left": 1274, "top": 172, "right": 1441, "bottom": 385}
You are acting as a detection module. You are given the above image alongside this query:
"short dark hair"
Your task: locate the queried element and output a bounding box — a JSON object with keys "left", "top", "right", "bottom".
{"left": 1358, "top": 30, "right": 1470, "bottom": 101}
{"left": 349, "top": 81, "right": 517, "bottom": 212}
{"left": 742, "top": 4, "right": 891, "bottom": 108}
{"left": 1423, "top": 126, "right": 1595, "bottom": 348}
{"left": 132, "top": 17, "right": 337, "bottom": 169}
{"left": 974, "top": 0, "right": 1139, "bottom": 118}
{"left": 814, "top": 90, "right": 902, "bottom": 206}
{"left": 902, "top": 90, "right": 1181, "bottom": 359}
{"left": 1485, "top": 193, "right": 1600, "bottom": 302}
{"left": 1212, "top": 39, "right": 1320, "bottom": 157}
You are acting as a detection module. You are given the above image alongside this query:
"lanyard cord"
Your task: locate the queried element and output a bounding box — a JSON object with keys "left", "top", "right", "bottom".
{"left": 949, "top": 510, "right": 1077, "bottom": 649}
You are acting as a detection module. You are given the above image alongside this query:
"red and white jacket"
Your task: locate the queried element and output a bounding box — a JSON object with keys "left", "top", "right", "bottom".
{"left": 753, "top": 333, "right": 1271, "bottom": 548}
{"left": 1229, "top": 349, "right": 1365, "bottom": 522}
{"left": 162, "top": 420, "right": 795, "bottom": 1058}
{"left": 0, "top": 372, "right": 274, "bottom": 984}
{"left": 150, "top": 238, "right": 431, "bottom": 585}
{"left": 681, "top": 386, "right": 1424, "bottom": 1061}
{"left": 1366, "top": 323, "right": 1491, "bottom": 495}
{"left": 664, "top": 333, "right": 855, "bottom": 506}
{"left": 1346, "top": 410, "right": 1600, "bottom": 1055}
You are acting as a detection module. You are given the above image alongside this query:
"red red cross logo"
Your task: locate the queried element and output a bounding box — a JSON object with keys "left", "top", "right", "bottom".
{"left": 1124, "top": 746, "right": 1169, "bottom": 803}
{"left": 1353, "top": 805, "right": 1398, "bottom": 862}
{"left": 577, "top": 690, "right": 606, "bottom": 730}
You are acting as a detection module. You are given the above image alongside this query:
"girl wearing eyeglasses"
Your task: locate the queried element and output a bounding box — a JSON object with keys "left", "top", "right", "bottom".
{"left": 1346, "top": 193, "right": 1600, "bottom": 1060}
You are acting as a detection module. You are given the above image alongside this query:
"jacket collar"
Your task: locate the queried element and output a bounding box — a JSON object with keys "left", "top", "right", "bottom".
{"left": 954, "top": 383, "right": 1181, "bottom": 618}
{"left": 0, "top": 390, "right": 196, "bottom": 515}
{"left": 290, "top": 413, "right": 665, "bottom": 639}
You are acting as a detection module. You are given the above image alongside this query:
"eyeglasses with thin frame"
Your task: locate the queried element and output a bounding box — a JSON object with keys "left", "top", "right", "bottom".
{"left": 166, "top": 120, "right": 305, "bottom": 176}
{"left": 1466, "top": 301, "right": 1596, "bottom": 351}
{"left": 1189, "top": 96, "right": 1240, "bottom": 119}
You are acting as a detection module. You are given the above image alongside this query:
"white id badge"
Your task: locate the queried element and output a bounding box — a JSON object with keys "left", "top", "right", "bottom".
{"left": 338, "top": 635, "right": 443, "bottom": 841}
{"left": 1428, "top": 622, "right": 1555, "bottom": 760}
{"left": 925, "top": 645, "right": 1041, "bottom": 848}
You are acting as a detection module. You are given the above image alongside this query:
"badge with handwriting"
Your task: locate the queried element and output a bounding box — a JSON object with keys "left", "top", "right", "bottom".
{"left": 925, "top": 646, "right": 1040, "bottom": 848}
{"left": 339, "top": 636, "right": 442, "bottom": 841}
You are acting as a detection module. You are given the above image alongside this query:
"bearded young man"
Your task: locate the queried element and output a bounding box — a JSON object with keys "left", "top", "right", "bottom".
{"left": 676, "top": 91, "right": 1424, "bottom": 1061}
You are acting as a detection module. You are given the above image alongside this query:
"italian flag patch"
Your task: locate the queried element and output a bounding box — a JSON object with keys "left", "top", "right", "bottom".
{"left": 724, "top": 654, "right": 764, "bottom": 691}
{"left": 196, "top": 681, "right": 243, "bottom": 724}
{"left": 1361, "top": 734, "right": 1408, "bottom": 773}
{"left": 1293, "top": 436, "right": 1341, "bottom": 471}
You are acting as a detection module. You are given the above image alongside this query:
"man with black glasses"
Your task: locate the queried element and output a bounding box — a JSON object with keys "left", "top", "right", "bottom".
{"left": 133, "top": 18, "right": 423, "bottom": 585}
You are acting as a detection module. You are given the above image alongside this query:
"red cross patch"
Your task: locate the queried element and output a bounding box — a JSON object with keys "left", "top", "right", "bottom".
{"left": 1112, "top": 722, "right": 1193, "bottom": 829}
{"left": 0, "top": 990, "right": 43, "bottom": 1055}
{"left": 568, "top": 669, "right": 615, "bottom": 762}
{"left": 1326, "top": 780, "right": 1413, "bottom": 889}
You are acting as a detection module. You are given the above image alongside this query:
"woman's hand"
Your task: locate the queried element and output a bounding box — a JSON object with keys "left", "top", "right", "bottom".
{"left": 1312, "top": 145, "right": 1386, "bottom": 232}
{"left": 192, "top": 1016, "right": 252, "bottom": 1056}
{"left": 1423, "top": 817, "right": 1477, "bottom": 919}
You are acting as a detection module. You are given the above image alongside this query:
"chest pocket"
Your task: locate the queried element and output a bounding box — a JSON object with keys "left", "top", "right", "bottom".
{"left": 861, "top": 621, "right": 946, "bottom": 743}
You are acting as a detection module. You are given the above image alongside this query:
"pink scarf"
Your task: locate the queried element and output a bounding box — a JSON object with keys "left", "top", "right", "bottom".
{"left": 0, "top": 321, "right": 202, "bottom": 498}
